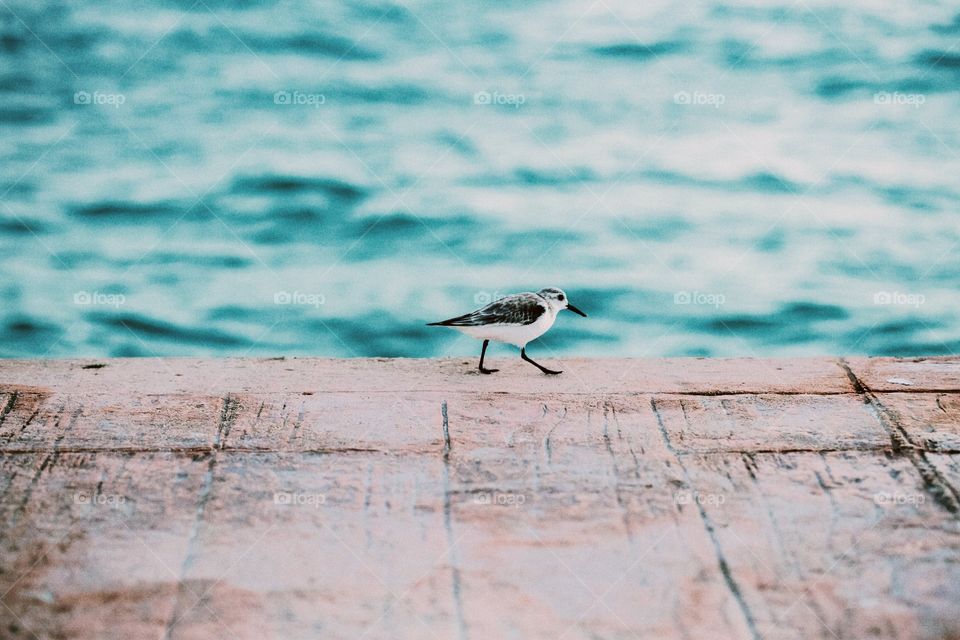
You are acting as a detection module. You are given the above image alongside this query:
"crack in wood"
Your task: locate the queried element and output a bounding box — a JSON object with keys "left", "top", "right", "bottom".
{"left": 286, "top": 401, "right": 306, "bottom": 445}
{"left": 0, "top": 397, "right": 40, "bottom": 445}
{"left": 651, "top": 397, "right": 762, "bottom": 640}
{"left": 439, "top": 399, "right": 468, "bottom": 640}
{"left": 741, "top": 453, "right": 758, "bottom": 480}
{"left": 163, "top": 457, "right": 217, "bottom": 639}
{"left": 543, "top": 406, "right": 566, "bottom": 466}
{"left": 164, "top": 394, "right": 240, "bottom": 639}
{"left": 935, "top": 394, "right": 948, "bottom": 414}
{"left": 0, "top": 391, "right": 18, "bottom": 428}
{"left": 442, "top": 400, "right": 451, "bottom": 455}
{"left": 8, "top": 405, "right": 80, "bottom": 535}
{"left": 838, "top": 359, "right": 960, "bottom": 515}
{"left": 214, "top": 394, "right": 241, "bottom": 451}
{"left": 814, "top": 456, "right": 841, "bottom": 556}
{"left": 601, "top": 402, "right": 635, "bottom": 543}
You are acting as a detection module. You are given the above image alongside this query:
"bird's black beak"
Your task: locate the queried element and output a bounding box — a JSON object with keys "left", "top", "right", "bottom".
{"left": 566, "top": 304, "right": 587, "bottom": 317}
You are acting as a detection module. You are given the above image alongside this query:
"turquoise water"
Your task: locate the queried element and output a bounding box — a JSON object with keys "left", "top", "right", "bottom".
{"left": 2, "top": 1, "right": 959, "bottom": 359}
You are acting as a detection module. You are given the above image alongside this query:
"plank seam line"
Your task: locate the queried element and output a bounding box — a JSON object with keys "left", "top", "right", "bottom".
{"left": 680, "top": 446, "right": 899, "bottom": 455}
{"left": 4, "top": 389, "right": 959, "bottom": 399}
{"left": 7, "top": 445, "right": 958, "bottom": 456}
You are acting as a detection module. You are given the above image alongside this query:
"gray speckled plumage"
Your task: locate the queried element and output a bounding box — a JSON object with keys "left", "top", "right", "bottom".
{"left": 428, "top": 292, "right": 547, "bottom": 327}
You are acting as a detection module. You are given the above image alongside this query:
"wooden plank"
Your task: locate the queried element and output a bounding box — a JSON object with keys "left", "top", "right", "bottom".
{"left": 652, "top": 388, "right": 960, "bottom": 640}
{"left": 0, "top": 391, "right": 444, "bottom": 455}
{"left": 0, "top": 392, "right": 219, "bottom": 454}
{"left": 0, "top": 357, "right": 856, "bottom": 396}
{"left": 0, "top": 452, "right": 206, "bottom": 639}
{"left": 845, "top": 357, "right": 960, "bottom": 393}
{"left": 1, "top": 358, "right": 958, "bottom": 639}
{"left": 222, "top": 392, "right": 445, "bottom": 453}
{"left": 442, "top": 395, "right": 754, "bottom": 639}
{"left": 676, "top": 451, "right": 960, "bottom": 640}
{"left": 871, "top": 393, "right": 960, "bottom": 453}
{"left": 23, "top": 395, "right": 753, "bottom": 639}
{"left": 163, "top": 451, "right": 458, "bottom": 640}
{"left": 652, "top": 394, "right": 888, "bottom": 454}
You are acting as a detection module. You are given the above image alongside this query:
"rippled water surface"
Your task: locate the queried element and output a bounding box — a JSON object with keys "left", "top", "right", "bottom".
{"left": 2, "top": 1, "right": 959, "bottom": 358}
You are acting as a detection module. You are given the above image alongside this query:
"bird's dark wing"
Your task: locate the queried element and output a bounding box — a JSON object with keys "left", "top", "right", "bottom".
{"left": 428, "top": 293, "right": 546, "bottom": 326}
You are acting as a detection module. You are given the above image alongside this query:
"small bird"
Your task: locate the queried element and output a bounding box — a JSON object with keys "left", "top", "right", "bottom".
{"left": 428, "top": 287, "right": 587, "bottom": 375}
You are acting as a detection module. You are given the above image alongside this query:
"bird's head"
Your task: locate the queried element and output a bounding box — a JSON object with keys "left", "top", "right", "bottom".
{"left": 537, "top": 287, "right": 587, "bottom": 317}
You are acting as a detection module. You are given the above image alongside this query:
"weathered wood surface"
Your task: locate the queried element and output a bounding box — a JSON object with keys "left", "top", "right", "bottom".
{"left": 0, "top": 357, "right": 958, "bottom": 640}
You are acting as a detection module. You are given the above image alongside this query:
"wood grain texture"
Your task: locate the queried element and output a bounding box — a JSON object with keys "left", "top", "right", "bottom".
{"left": 0, "top": 358, "right": 958, "bottom": 640}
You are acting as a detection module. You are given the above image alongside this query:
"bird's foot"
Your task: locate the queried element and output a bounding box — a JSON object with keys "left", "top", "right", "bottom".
{"left": 541, "top": 368, "right": 562, "bottom": 375}
{"left": 479, "top": 367, "right": 499, "bottom": 375}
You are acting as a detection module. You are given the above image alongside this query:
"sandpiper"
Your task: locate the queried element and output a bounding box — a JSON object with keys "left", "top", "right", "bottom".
{"left": 428, "top": 287, "right": 587, "bottom": 375}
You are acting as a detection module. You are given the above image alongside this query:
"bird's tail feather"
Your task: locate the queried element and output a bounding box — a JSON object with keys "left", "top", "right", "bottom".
{"left": 428, "top": 313, "right": 474, "bottom": 327}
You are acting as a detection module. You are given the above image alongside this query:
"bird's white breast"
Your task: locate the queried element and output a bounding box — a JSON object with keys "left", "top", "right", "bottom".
{"left": 456, "top": 308, "right": 556, "bottom": 347}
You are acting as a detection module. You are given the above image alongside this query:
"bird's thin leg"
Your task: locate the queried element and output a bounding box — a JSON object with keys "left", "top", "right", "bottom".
{"left": 520, "top": 347, "right": 562, "bottom": 375}
{"left": 479, "top": 339, "right": 499, "bottom": 374}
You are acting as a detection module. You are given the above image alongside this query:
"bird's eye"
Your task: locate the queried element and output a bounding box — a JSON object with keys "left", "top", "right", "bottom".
{"left": 558, "top": 294, "right": 565, "bottom": 301}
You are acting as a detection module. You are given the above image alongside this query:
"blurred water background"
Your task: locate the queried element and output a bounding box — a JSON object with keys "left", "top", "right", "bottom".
{"left": 2, "top": 0, "right": 959, "bottom": 359}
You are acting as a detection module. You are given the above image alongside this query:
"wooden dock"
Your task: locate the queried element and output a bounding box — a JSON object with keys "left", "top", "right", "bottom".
{"left": 1, "top": 357, "right": 959, "bottom": 639}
